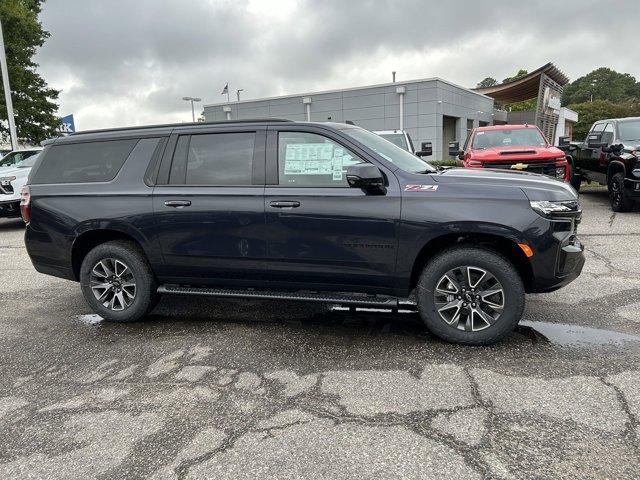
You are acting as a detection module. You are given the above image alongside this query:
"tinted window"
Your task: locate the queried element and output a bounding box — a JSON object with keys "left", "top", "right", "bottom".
{"left": 278, "top": 132, "right": 365, "bottom": 187}
{"left": 177, "top": 132, "right": 255, "bottom": 185}
{"left": 618, "top": 120, "right": 640, "bottom": 142}
{"left": 32, "top": 140, "right": 137, "bottom": 184}
{"left": 601, "top": 123, "right": 614, "bottom": 144}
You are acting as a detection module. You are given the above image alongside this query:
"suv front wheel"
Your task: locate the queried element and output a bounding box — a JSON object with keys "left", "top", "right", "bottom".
{"left": 79, "top": 240, "right": 159, "bottom": 322}
{"left": 416, "top": 247, "right": 524, "bottom": 345}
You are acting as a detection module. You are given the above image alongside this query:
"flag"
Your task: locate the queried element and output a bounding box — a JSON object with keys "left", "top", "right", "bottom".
{"left": 221, "top": 83, "right": 228, "bottom": 95}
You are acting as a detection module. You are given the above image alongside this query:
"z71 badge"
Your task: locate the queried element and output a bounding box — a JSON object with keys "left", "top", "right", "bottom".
{"left": 404, "top": 184, "right": 439, "bottom": 192}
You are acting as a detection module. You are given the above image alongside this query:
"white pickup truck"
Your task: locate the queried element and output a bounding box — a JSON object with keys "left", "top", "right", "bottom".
{"left": 0, "top": 153, "right": 39, "bottom": 219}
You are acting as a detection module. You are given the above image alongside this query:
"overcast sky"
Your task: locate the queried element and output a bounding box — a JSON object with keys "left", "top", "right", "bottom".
{"left": 35, "top": 0, "right": 639, "bottom": 130}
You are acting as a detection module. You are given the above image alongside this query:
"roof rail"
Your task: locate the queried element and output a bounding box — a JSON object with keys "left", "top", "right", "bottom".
{"left": 69, "top": 118, "right": 293, "bottom": 136}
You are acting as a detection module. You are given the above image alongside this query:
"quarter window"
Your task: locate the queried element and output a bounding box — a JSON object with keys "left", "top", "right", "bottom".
{"left": 278, "top": 132, "right": 365, "bottom": 187}
{"left": 31, "top": 139, "right": 137, "bottom": 184}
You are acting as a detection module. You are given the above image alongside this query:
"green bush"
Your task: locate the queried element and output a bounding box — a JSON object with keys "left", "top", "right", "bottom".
{"left": 427, "top": 159, "right": 459, "bottom": 167}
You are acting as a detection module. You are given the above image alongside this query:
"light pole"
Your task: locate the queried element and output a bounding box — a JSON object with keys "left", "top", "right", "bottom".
{"left": 182, "top": 96, "right": 201, "bottom": 123}
{"left": 0, "top": 19, "right": 18, "bottom": 150}
{"left": 236, "top": 89, "right": 244, "bottom": 102}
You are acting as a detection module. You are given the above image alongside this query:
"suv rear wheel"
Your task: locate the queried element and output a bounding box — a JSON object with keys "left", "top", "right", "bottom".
{"left": 79, "top": 240, "right": 158, "bottom": 322}
{"left": 416, "top": 246, "right": 524, "bottom": 346}
{"left": 609, "top": 172, "right": 634, "bottom": 212}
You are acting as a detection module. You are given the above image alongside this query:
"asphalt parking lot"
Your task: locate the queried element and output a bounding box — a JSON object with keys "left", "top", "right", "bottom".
{"left": 1, "top": 186, "right": 639, "bottom": 479}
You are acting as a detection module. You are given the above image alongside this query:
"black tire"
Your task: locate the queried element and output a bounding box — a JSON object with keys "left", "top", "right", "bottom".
{"left": 416, "top": 246, "right": 525, "bottom": 346}
{"left": 569, "top": 168, "right": 582, "bottom": 192}
{"left": 609, "top": 172, "right": 634, "bottom": 212}
{"left": 79, "top": 240, "right": 158, "bottom": 323}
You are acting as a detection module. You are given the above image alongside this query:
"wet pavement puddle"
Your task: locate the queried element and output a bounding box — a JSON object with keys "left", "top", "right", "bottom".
{"left": 517, "top": 320, "right": 640, "bottom": 347}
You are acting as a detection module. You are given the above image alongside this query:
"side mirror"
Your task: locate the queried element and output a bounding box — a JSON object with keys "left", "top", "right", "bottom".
{"left": 416, "top": 141, "right": 432, "bottom": 157}
{"left": 587, "top": 132, "right": 606, "bottom": 149}
{"left": 448, "top": 141, "right": 462, "bottom": 157}
{"left": 346, "top": 164, "right": 385, "bottom": 192}
{"left": 558, "top": 136, "right": 570, "bottom": 147}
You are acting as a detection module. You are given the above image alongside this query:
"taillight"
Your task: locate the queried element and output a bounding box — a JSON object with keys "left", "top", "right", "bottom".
{"left": 20, "top": 186, "right": 31, "bottom": 224}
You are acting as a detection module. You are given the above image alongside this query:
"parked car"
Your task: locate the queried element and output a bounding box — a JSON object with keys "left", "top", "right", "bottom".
{"left": 22, "top": 119, "right": 584, "bottom": 345}
{"left": 450, "top": 125, "right": 570, "bottom": 182}
{"left": 374, "top": 130, "right": 416, "bottom": 154}
{"left": 0, "top": 153, "right": 39, "bottom": 218}
{"left": 558, "top": 117, "right": 640, "bottom": 211}
{"left": 374, "top": 130, "right": 433, "bottom": 158}
{"left": 0, "top": 148, "right": 42, "bottom": 171}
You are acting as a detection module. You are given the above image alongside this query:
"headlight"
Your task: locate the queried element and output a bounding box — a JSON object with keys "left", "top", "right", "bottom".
{"left": 530, "top": 200, "right": 581, "bottom": 218}
{"left": 0, "top": 176, "right": 16, "bottom": 185}
{"left": 555, "top": 167, "right": 565, "bottom": 178}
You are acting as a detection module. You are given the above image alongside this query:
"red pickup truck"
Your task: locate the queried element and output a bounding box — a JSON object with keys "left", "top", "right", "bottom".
{"left": 449, "top": 124, "right": 570, "bottom": 182}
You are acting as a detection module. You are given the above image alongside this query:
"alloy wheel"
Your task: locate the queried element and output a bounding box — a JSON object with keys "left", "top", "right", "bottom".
{"left": 90, "top": 258, "right": 137, "bottom": 311}
{"left": 611, "top": 180, "right": 622, "bottom": 206}
{"left": 433, "top": 266, "right": 504, "bottom": 332}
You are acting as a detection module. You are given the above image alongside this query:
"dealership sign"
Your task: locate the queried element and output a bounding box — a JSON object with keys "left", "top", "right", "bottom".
{"left": 59, "top": 114, "right": 75, "bottom": 134}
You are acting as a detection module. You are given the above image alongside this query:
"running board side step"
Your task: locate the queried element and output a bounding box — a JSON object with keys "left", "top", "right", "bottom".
{"left": 157, "top": 285, "right": 399, "bottom": 307}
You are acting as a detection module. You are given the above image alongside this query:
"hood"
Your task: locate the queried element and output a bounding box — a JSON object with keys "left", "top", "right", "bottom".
{"left": 470, "top": 145, "right": 564, "bottom": 161}
{"left": 431, "top": 167, "right": 577, "bottom": 202}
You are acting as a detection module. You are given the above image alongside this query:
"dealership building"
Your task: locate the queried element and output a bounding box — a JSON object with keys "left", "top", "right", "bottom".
{"left": 203, "top": 63, "right": 577, "bottom": 159}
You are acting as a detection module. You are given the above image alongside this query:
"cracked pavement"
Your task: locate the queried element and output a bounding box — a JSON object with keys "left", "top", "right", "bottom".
{"left": 1, "top": 187, "right": 640, "bottom": 479}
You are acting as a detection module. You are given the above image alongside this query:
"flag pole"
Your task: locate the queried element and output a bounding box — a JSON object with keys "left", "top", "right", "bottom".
{"left": 0, "top": 19, "right": 18, "bottom": 150}
{"left": 226, "top": 82, "right": 230, "bottom": 103}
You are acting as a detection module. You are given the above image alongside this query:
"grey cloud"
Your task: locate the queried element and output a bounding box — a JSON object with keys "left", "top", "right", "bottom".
{"left": 35, "top": 0, "right": 640, "bottom": 130}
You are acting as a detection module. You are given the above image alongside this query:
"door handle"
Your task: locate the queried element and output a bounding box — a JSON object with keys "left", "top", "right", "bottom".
{"left": 269, "top": 200, "right": 300, "bottom": 209}
{"left": 164, "top": 200, "right": 192, "bottom": 208}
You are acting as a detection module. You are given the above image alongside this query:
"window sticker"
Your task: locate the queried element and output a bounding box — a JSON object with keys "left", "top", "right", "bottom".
{"left": 284, "top": 143, "right": 351, "bottom": 176}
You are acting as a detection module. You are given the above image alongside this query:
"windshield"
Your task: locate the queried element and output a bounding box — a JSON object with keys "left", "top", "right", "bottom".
{"left": 16, "top": 153, "right": 39, "bottom": 168}
{"left": 472, "top": 128, "right": 547, "bottom": 149}
{"left": 0, "top": 150, "right": 40, "bottom": 167}
{"left": 618, "top": 120, "right": 640, "bottom": 142}
{"left": 342, "top": 128, "right": 435, "bottom": 173}
{"left": 377, "top": 133, "right": 408, "bottom": 151}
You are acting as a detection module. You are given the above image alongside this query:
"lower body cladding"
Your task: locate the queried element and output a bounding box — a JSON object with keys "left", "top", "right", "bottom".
{"left": 0, "top": 199, "right": 20, "bottom": 218}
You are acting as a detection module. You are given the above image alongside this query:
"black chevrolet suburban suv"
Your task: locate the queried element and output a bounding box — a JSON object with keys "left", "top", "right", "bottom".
{"left": 22, "top": 119, "right": 585, "bottom": 345}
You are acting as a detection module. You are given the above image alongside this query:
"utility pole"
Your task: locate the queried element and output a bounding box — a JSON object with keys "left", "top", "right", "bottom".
{"left": 0, "top": 19, "right": 18, "bottom": 150}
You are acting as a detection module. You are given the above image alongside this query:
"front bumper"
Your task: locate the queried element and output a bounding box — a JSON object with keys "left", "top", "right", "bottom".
{"left": 527, "top": 216, "right": 585, "bottom": 293}
{"left": 0, "top": 199, "right": 20, "bottom": 218}
{"left": 624, "top": 177, "right": 640, "bottom": 197}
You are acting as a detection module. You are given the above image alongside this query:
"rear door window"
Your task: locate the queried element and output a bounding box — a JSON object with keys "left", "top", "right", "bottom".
{"left": 31, "top": 139, "right": 138, "bottom": 184}
{"left": 169, "top": 132, "right": 256, "bottom": 185}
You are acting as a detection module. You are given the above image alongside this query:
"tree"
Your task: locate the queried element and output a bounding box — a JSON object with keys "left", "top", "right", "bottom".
{"left": 502, "top": 69, "right": 528, "bottom": 84}
{"left": 476, "top": 77, "right": 497, "bottom": 88}
{"left": 562, "top": 67, "right": 639, "bottom": 105}
{"left": 569, "top": 100, "right": 640, "bottom": 140}
{"left": 0, "top": 0, "right": 60, "bottom": 145}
